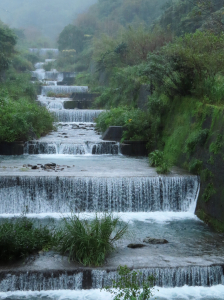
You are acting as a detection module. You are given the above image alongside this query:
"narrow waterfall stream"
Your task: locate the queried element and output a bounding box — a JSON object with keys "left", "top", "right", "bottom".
{"left": 0, "top": 57, "right": 224, "bottom": 299}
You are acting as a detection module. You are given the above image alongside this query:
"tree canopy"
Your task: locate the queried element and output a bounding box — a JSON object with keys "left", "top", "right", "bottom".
{"left": 0, "top": 25, "right": 16, "bottom": 73}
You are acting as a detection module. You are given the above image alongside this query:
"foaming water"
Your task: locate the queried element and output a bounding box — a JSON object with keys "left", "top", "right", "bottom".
{"left": 50, "top": 109, "right": 104, "bottom": 122}
{"left": 0, "top": 176, "right": 199, "bottom": 213}
{"left": 0, "top": 212, "right": 198, "bottom": 222}
{"left": 42, "top": 86, "right": 88, "bottom": 95}
{"left": 1, "top": 286, "right": 224, "bottom": 300}
{"left": 24, "top": 141, "right": 119, "bottom": 155}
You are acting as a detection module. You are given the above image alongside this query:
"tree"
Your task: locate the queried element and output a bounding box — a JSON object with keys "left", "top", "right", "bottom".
{"left": 58, "top": 24, "right": 85, "bottom": 53}
{"left": 0, "top": 24, "right": 16, "bottom": 73}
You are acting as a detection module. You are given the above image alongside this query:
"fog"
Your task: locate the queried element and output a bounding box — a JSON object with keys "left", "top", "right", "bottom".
{"left": 0, "top": 0, "right": 97, "bottom": 42}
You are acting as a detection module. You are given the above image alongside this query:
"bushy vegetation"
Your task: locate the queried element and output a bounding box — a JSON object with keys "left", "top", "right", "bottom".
{"left": 105, "top": 265, "right": 155, "bottom": 300}
{"left": 0, "top": 214, "right": 127, "bottom": 264}
{"left": 96, "top": 107, "right": 153, "bottom": 142}
{"left": 0, "top": 217, "right": 53, "bottom": 261}
{"left": 148, "top": 150, "right": 170, "bottom": 174}
{"left": 0, "top": 24, "right": 16, "bottom": 74}
{"left": 0, "top": 73, "right": 54, "bottom": 142}
{"left": 0, "top": 23, "right": 54, "bottom": 142}
{"left": 56, "top": 214, "right": 127, "bottom": 266}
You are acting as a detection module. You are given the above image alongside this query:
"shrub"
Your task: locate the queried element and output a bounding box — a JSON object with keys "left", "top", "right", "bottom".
{"left": 56, "top": 214, "right": 128, "bottom": 266}
{"left": 94, "top": 66, "right": 141, "bottom": 108}
{"left": 96, "top": 107, "right": 153, "bottom": 141}
{"left": 189, "top": 159, "right": 203, "bottom": 175}
{"left": 202, "top": 182, "right": 216, "bottom": 203}
{"left": 0, "top": 217, "right": 53, "bottom": 261}
{"left": 43, "top": 61, "right": 54, "bottom": 71}
{"left": 12, "top": 55, "right": 34, "bottom": 72}
{"left": 149, "top": 150, "right": 170, "bottom": 174}
{"left": 156, "top": 162, "right": 170, "bottom": 174}
{"left": 148, "top": 150, "right": 164, "bottom": 167}
{"left": 185, "top": 129, "right": 209, "bottom": 154}
{"left": 105, "top": 265, "right": 155, "bottom": 300}
{"left": 209, "top": 134, "right": 223, "bottom": 154}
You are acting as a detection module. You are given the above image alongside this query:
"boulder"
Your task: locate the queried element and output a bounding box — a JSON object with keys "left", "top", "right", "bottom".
{"left": 143, "top": 237, "right": 168, "bottom": 244}
{"left": 127, "top": 243, "right": 146, "bottom": 248}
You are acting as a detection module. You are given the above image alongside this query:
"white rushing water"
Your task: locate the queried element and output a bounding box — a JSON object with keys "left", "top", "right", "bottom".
{"left": 50, "top": 109, "right": 104, "bottom": 122}
{"left": 42, "top": 86, "right": 88, "bottom": 95}
{"left": 29, "top": 48, "right": 59, "bottom": 56}
{"left": 24, "top": 141, "right": 119, "bottom": 155}
{"left": 92, "top": 266, "right": 224, "bottom": 288}
{"left": 0, "top": 266, "right": 222, "bottom": 292}
{"left": 0, "top": 176, "right": 199, "bottom": 214}
{"left": 0, "top": 285, "right": 224, "bottom": 299}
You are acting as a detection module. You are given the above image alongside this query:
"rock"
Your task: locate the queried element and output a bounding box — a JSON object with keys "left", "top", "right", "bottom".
{"left": 45, "top": 163, "right": 56, "bottom": 167}
{"left": 143, "top": 237, "right": 168, "bottom": 244}
{"left": 31, "top": 165, "right": 38, "bottom": 170}
{"left": 28, "top": 164, "right": 32, "bottom": 167}
{"left": 127, "top": 244, "right": 146, "bottom": 248}
{"left": 23, "top": 164, "right": 28, "bottom": 167}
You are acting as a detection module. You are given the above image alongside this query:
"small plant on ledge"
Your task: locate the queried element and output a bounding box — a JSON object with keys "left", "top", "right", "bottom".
{"left": 148, "top": 150, "right": 170, "bottom": 174}
{"left": 104, "top": 265, "right": 155, "bottom": 300}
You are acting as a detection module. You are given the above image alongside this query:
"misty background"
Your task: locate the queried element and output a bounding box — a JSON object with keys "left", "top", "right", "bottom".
{"left": 0, "top": 0, "right": 97, "bottom": 43}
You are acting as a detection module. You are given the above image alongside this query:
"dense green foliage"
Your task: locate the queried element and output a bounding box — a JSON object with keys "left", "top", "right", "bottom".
{"left": 0, "top": 23, "right": 54, "bottom": 142}
{"left": 105, "top": 265, "right": 154, "bottom": 300}
{"left": 96, "top": 107, "right": 153, "bottom": 142}
{"left": 58, "top": 25, "right": 85, "bottom": 53}
{"left": 0, "top": 73, "right": 54, "bottom": 142}
{"left": 0, "top": 217, "right": 53, "bottom": 261}
{"left": 0, "top": 24, "right": 16, "bottom": 73}
{"left": 159, "top": 0, "right": 224, "bottom": 35}
{"left": 56, "top": 214, "right": 127, "bottom": 266}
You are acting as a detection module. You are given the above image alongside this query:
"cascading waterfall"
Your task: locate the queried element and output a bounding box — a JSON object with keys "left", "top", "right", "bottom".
{"left": 50, "top": 109, "right": 104, "bottom": 122}
{"left": 91, "top": 266, "right": 224, "bottom": 288}
{"left": 31, "top": 70, "right": 45, "bottom": 81}
{"left": 0, "top": 272, "right": 83, "bottom": 292}
{"left": 34, "top": 62, "right": 45, "bottom": 69}
{"left": 0, "top": 176, "right": 199, "bottom": 214}
{"left": 29, "top": 48, "right": 59, "bottom": 56}
{"left": 0, "top": 266, "right": 222, "bottom": 292}
{"left": 42, "top": 86, "right": 88, "bottom": 95}
{"left": 45, "top": 59, "right": 56, "bottom": 63}
{"left": 47, "top": 101, "right": 64, "bottom": 110}
{"left": 32, "top": 71, "right": 64, "bottom": 82}
{"left": 24, "top": 141, "right": 119, "bottom": 155}
{"left": 44, "top": 81, "right": 58, "bottom": 86}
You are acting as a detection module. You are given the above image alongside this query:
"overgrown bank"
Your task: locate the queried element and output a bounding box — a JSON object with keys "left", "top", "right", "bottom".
{"left": 93, "top": 29, "right": 224, "bottom": 231}
{"left": 159, "top": 97, "right": 224, "bottom": 231}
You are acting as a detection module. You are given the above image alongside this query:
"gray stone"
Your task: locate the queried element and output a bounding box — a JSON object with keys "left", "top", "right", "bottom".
{"left": 127, "top": 244, "right": 146, "bottom": 248}
{"left": 143, "top": 237, "right": 168, "bottom": 244}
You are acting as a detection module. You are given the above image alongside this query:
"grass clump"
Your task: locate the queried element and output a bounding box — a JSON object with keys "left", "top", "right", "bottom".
{"left": 0, "top": 217, "right": 53, "bottom": 261}
{"left": 149, "top": 150, "right": 170, "bottom": 174}
{"left": 56, "top": 214, "right": 128, "bottom": 266}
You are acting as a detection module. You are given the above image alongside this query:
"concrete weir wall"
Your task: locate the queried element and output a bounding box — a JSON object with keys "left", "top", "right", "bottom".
{"left": 0, "top": 142, "right": 24, "bottom": 155}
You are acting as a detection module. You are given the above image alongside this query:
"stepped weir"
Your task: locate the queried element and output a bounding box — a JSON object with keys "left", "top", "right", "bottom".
{"left": 0, "top": 55, "right": 223, "bottom": 300}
